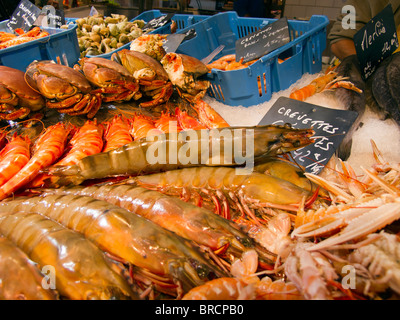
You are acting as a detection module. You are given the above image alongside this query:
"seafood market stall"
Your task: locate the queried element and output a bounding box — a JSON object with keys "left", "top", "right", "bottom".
{"left": 0, "top": 2, "right": 399, "bottom": 303}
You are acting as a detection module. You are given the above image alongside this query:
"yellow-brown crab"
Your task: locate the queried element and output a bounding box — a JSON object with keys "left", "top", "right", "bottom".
{"left": 25, "top": 61, "right": 102, "bottom": 118}
{"left": 0, "top": 66, "right": 44, "bottom": 121}
{"left": 161, "top": 52, "right": 210, "bottom": 102}
{"left": 112, "top": 49, "right": 173, "bottom": 107}
{"left": 75, "top": 57, "right": 141, "bottom": 103}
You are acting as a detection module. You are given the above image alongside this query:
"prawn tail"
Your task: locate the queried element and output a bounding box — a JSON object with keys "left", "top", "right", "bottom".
{"left": 44, "top": 165, "right": 85, "bottom": 186}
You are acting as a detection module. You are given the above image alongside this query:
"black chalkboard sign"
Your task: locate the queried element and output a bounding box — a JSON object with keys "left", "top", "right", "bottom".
{"left": 34, "top": 6, "right": 65, "bottom": 28}
{"left": 142, "top": 13, "right": 175, "bottom": 32}
{"left": 258, "top": 97, "right": 359, "bottom": 175}
{"left": 235, "top": 17, "right": 290, "bottom": 63}
{"left": 6, "top": 0, "right": 41, "bottom": 32}
{"left": 354, "top": 4, "right": 399, "bottom": 80}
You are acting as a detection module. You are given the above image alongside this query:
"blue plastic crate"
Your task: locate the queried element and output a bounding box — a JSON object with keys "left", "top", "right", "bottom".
{"left": 175, "top": 11, "right": 330, "bottom": 107}
{"left": 0, "top": 22, "right": 80, "bottom": 71}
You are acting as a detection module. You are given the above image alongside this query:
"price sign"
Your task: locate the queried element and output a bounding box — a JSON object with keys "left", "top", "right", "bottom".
{"left": 6, "top": 0, "right": 41, "bottom": 32}
{"left": 354, "top": 4, "right": 399, "bottom": 80}
{"left": 142, "top": 13, "right": 175, "bottom": 32}
{"left": 34, "top": 5, "right": 65, "bottom": 28}
{"left": 258, "top": 97, "right": 359, "bottom": 175}
{"left": 235, "top": 17, "right": 290, "bottom": 63}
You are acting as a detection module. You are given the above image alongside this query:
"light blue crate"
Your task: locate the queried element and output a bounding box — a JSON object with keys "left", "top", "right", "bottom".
{"left": 175, "top": 11, "right": 329, "bottom": 107}
{"left": 0, "top": 21, "right": 80, "bottom": 71}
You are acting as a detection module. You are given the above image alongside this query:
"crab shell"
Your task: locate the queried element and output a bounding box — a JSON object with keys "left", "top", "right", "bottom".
{"left": 112, "top": 49, "right": 169, "bottom": 82}
{"left": 25, "top": 61, "right": 92, "bottom": 100}
{"left": 76, "top": 57, "right": 141, "bottom": 102}
{"left": 77, "top": 57, "right": 135, "bottom": 87}
{"left": 160, "top": 52, "right": 210, "bottom": 101}
{"left": 0, "top": 65, "right": 44, "bottom": 113}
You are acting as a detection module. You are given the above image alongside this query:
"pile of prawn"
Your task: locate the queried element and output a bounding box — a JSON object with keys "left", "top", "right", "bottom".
{"left": 0, "top": 103, "right": 399, "bottom": 300}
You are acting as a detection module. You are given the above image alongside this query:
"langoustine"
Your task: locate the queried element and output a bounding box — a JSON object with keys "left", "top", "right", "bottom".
{"left": 183, "top": 249, "right": 304, "bottom": 300}
{"left": 0, "top": 194, "right": 228, "bottom": 297}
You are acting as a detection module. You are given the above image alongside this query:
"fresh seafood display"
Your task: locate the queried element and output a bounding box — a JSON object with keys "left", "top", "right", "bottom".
{"left": 0, "top": 17, "right": 399, "bottom": 301}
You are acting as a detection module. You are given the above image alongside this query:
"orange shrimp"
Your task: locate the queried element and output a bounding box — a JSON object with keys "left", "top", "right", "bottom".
{"left": 103, "top": 115, "right": 133, "bottom": 152}
{"left": 289, "top": 71, "right": 337, "bottom": 101}
{"left": 192, "top": 99, "right": 229, "bottom": 129}
{"left": 175, "top": 107, "right": 207, "bottom": 130}
{"left": 29, "top": 120, "right": 103, "bottom": 188}
{"left": 0, "top": 122, "right": 70, "bottom": 200}
{"left": 207, "top": 54, "right": 258, "bottom": 71}
{"left": 0, "top": 133, "right": 31, "bottom": 186}
{"left": 154, "top": 111, "right": 182, "bottom": 133}
{"left": 55, "top": 119, "right": 103, "bottom": 166}
{"left": 0, "top": 27, "right": 49, "bottom": 50}
{"left": 130, "top": 114, "right": 162, "bottom": 141}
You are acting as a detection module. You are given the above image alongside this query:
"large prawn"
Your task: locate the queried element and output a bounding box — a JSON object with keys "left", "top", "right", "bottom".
{"left": 39, "top": 184, "right": 277, "bottom": 268}
{"left": 0, "top": 235, "right": 58, "bottom": 300}
{"left": 0, "top": 122, "right": 70, "bottom": 200}
{"left": 133, "top": 166, "right": 313, "bottom": 223}
{"left": 47, "top": 125, "right": 315, "bottom": 185}
{"left": 0, "top": 212, "right": 136, "bottom": 300}
{"left": 0, "top": 194, "right": 228, "bottom": 297}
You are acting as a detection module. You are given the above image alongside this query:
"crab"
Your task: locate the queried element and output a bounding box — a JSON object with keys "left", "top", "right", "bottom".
{"left": 160, "top": 52, "right": 210, "bottom": 102}
{"left": 0, "top": 66, "right": 44, "bottom": 121}
{"left": 112, "top": 49, "right": 173, "bottom": 107}
{"left": 75, "top": 57, "right": 141, "bottom": 103}
{"left": 25, "top": 60, "right": 102, "bottom": 118}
